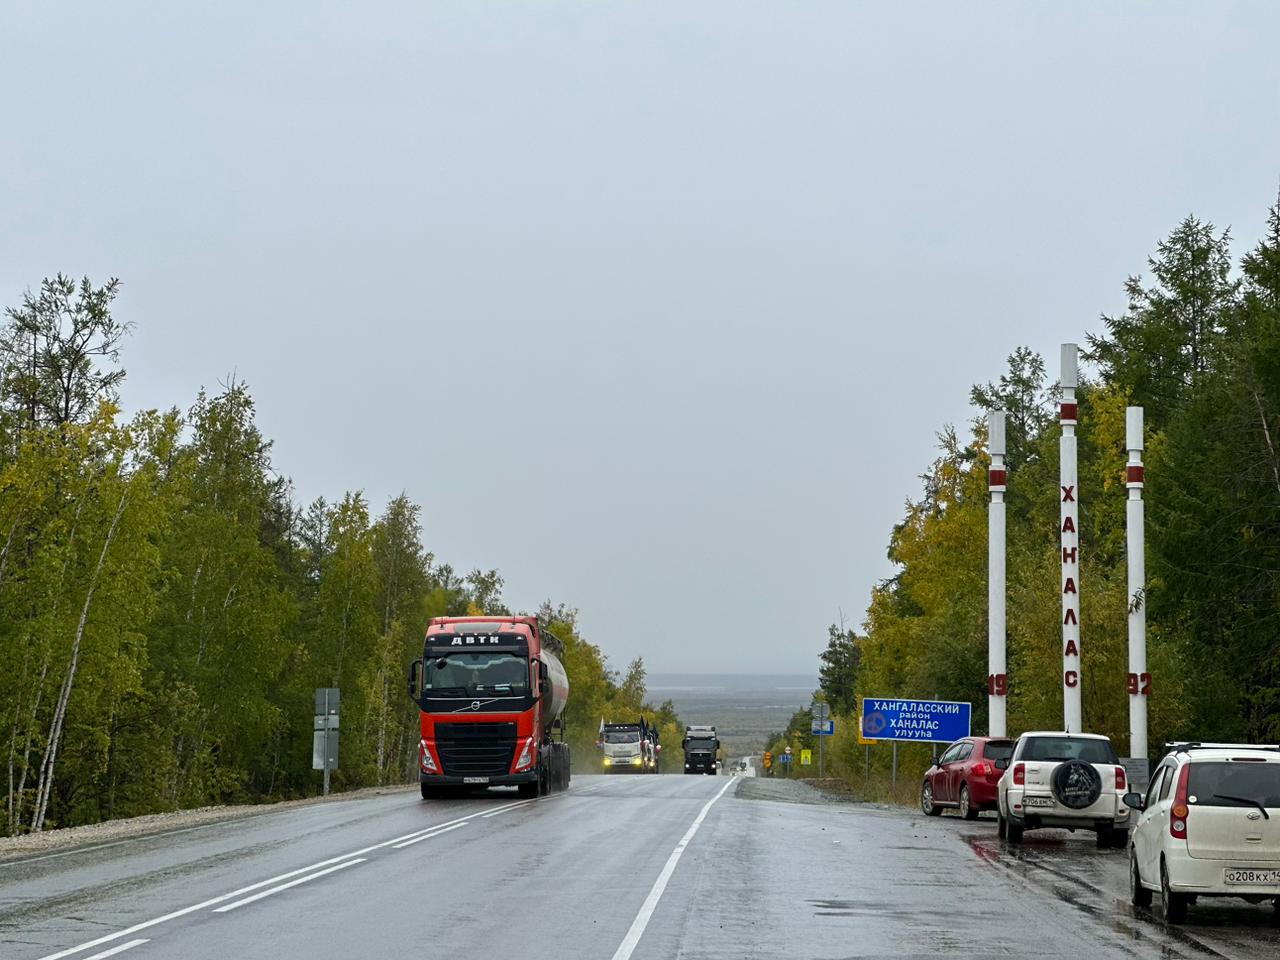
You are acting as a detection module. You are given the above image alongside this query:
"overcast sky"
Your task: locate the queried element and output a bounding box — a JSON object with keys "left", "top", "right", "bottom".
{"left": 3, "top": 3, "right": 1278, "bottom": 674}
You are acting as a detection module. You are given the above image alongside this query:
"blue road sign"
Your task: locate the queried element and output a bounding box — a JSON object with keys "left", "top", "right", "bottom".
{"left": 779, "top": 752, "right": 792, "bottom": 764}
{"left": 860, "top": 698, "right": 971, "bottom": 743}
{"left": 810, "top": 719, "right": 835, "bottom": 736}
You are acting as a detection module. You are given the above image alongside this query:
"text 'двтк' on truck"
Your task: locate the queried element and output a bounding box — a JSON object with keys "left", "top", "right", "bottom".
{"left": 407, "top": 615, "right": 570, "bottom": 798}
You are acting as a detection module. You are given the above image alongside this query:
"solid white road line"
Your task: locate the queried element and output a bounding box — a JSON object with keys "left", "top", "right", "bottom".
{"left": 80, "top": 941, "right": 149, "bottom": 960}
{"left": 34, "top": 800, "right": 529, "bottom": 960}
{"left": 479, "top": 799, "right": 537, "bottom": 818}
{"left": 609, "top": 778, "right": 735, "bottom": 960}
{"left": 390, "top": 822, "right": 467, "bottom": 848}
{"left": 213, "top": 858, "right": 366, "bottom": 913}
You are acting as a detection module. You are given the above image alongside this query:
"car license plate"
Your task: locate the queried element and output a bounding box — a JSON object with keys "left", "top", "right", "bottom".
{"left": 1022, "top": 796, "right": 1054, "bottom": 808}
{"left": 463, "top": 777, "right": 490, "bottom": 784}
{"left": 1224, "top": 868, "right": 1280, "bottom": 885}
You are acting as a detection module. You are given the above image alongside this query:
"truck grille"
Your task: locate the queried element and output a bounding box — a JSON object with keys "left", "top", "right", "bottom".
{"left": 434, "top": 722, "right": 517, "bottom": 778}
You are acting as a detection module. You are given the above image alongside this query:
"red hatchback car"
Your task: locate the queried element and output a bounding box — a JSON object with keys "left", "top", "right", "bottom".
{"left": 920, "top": 737, "right": 1015, "bottom": 819}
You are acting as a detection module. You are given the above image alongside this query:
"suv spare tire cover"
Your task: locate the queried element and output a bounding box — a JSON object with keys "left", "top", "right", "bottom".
{"left": 1052, "top": 759, "right": 1102, "bottom": 809}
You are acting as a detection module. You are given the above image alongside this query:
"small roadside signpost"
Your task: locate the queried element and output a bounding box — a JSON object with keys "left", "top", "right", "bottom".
{"left": 313, "top": 687, "right": 340, "bottom": 796}
{"left": 800, "top": 748, "right": 812, "bottom": 766}
{"left": 810, "top": 701, "right": 833, "bottom": 777}
{"left": 859, "top": 697, "right": 972, "bottom": 795}
{"left": 781, "top": 746, "right": 793, "bottom": 778}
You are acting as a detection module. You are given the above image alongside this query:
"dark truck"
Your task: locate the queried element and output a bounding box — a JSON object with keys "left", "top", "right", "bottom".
{"left": 682, "top": 725, "right": 720, "bottom": 775}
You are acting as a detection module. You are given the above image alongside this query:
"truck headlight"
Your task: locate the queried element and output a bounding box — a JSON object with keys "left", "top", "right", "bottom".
{"left": 603, "top": 756, "right": 612, "bottom": 765}
{"left": 632, "top": 757, "right": 642, "bottom": 766}
{"left": 419, "top": 740, "right": 439, "bottom": 774}
{"left": 513, "top": 737, "right": 536, "bottom": 773}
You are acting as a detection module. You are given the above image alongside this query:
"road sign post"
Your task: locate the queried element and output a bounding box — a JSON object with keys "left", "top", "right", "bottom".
{"left": 811, "top": 702, "right": 830, "bottom": 778}
{"left": 859, "top": 698, "right": 971, "bottom": 744}
{"left": 314, "top": 687, "right": 340, "bottom": 796}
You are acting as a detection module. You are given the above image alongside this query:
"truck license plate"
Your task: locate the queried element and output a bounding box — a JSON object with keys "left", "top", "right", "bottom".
{"left": 1022, "top": 796, "right": 1054, "bottom": 808}
{"left": 1224, "top": 868, "right": 1280, "bottom": 885}
{"left": 463, "top": 777, "right": 490, "bottom": 784}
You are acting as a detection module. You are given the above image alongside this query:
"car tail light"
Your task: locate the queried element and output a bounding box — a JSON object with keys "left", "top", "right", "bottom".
{"left": 1115, "top": 766, "right": 1126, "bottom": 792}
{"left": 1013, "top": 762, "right": 1025, "bottom": 786}
{"left": 1170, "top": 764, "right": 1191, "bottom": 840}
{"left": 972, "top": 761, "right": 991, "bottom": 777}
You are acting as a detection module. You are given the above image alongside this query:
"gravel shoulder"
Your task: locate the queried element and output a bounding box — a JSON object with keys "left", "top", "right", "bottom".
{"left": 0, "top": 783, "right": 417, "bottom": 862}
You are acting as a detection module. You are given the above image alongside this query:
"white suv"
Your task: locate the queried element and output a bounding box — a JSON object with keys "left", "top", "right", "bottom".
{"left": 1127, "top": 743, "right": 1280, "bottom": 923}
{"left": 996, "top": 731, "right": 1130, "bottom": 848}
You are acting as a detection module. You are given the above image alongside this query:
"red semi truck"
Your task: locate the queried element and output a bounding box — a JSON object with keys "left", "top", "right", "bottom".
{"left": 407, "top": 615, "right": 571, "bottom": 798}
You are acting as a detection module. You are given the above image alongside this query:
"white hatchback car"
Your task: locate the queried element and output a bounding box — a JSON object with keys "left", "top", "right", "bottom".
{"left": 996, "top": 731, "right": 1130, "bottom": 847}
{"left": 1127, "top": 743, "right": 1280, "bottom": 923}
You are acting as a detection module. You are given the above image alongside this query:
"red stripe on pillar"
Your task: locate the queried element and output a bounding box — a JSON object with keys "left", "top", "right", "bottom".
{"left": 1127, "top": 465, "right": 1144, "bottom": 483}
{"left": 1060, "top": 402, "right": 1078, "bottom": 422}
{"left": 989, "top": 469, "right": 1006, "bottom": 487}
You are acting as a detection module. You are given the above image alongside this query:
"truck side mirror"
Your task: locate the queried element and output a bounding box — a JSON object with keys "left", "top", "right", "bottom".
{"left": 536, "top": 660, "right": 550, "bottom": 698}
{"left": 407, "top": 659, "right": 422, "bottom": 699}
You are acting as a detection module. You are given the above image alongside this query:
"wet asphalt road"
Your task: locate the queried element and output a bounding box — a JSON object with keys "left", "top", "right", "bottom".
{"left": 3, "top": 774, "right": 1280, "bottom": 960}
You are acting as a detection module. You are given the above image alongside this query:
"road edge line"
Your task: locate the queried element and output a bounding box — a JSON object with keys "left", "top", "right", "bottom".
{"left": 609, "top": 778, "right": 735, "bottom": 960}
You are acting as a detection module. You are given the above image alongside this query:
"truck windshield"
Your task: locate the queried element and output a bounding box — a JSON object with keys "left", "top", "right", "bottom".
{"left": 604, "top": 731, "right": 640, "bottom": 744}
{"left": 425, "top": 652, "right": 529, "bottom": 697}
{"left": 687, "top": 738, "right": 715, "bottom": 749}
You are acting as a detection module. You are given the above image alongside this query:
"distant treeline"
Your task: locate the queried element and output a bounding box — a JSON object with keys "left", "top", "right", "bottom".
{"left": 0, "top": 276, "right": 678, "bottom": 834}
{"left": 772, "top": 195, "right": 1280, "bottom": 781}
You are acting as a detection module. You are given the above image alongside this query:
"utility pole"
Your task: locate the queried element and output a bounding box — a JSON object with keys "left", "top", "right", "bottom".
{"left": 1126, "top": 407, "right": 1149, "bottom": 784}
{"left": 1061, "top": 344, "right": 1082, "bottom": 733}
{"left": 988, "top": 410, "right": 1008, "bottom": 737}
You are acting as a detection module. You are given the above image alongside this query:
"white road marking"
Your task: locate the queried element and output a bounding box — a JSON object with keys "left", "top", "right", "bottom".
{"left": 479, "top": 799, "right": 536, "bottom": 818}
{"left": 34, "top": 797, "right": 541, "bottom": 960}
{"left": 390, "top": 822, "right": 467, "bottom": 848}
{"left": 80, "top": 941, "right": 149, "bottom": 960}
{"left": 213, "top": 858, "right": 366, "bottom": 912}
{"left": 609, "top": 778, "right": 735, "bottom": 960}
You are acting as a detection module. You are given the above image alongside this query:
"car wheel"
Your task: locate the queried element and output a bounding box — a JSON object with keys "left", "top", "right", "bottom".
{"left": 921, "top": 781, "right": 942, "bottom": 816}
{"left": 1096, "top": 827, "right": 1112, "bottom": 849}
{"left": 1161, "top": 858, "right": 1188, "bottom": 924}
{"left": 1006, "top": 820, "right": 1023, "bottom": 845}
{"left": 1129, "top": 847, "right": 1152, "bottom": 908}
{"left": 997, "top": 808, "right": 1007, "bottom": 839}
{"left": 1110, "top": 827, "right": 1129, "bottom": 850}
{"left": 959, "top": 784, "right": 978, "bottom": 821}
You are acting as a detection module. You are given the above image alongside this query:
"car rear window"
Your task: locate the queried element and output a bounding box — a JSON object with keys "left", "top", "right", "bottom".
{"left": 984, "top": 742, "right": 1014, "bottom": 762}
{"left": 1187, "top": 761, "right": 1280, "bottom": 807}
{"left": 1019, "top": 736, "right": 1117, "bottom": 764}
